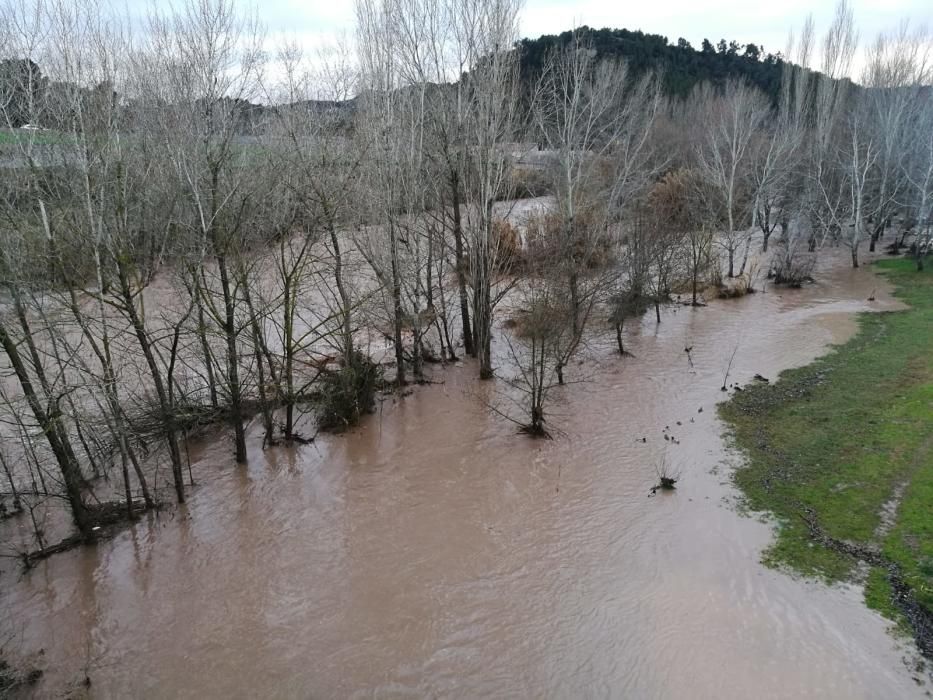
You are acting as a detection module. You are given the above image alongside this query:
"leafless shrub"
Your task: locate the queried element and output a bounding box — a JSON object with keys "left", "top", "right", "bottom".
{"left": 770, "top": 240, "right": 817, "bottom": 287}
{"left": 651, "top": 456, "right": 680, "bottom": 492}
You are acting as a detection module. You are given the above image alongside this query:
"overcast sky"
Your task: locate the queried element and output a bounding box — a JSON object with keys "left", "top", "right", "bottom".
{"left": 117, "top": 0, "right": 932, "bottom": 78}
{"left": 238, "top": 0, "right": 932, "bottom": 56}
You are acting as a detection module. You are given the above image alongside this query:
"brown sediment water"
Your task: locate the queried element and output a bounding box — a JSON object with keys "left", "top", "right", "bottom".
{"left": 1, "top": 250, "right": 923, "bottom": 699}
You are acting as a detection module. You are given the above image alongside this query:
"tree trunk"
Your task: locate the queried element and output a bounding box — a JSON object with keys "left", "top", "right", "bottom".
{"left": 125, "top": 437, "right": 153, "bottom": 508}
{"left": 389, "top": 221, "right": 407, "bottom": 387}
{"left": 738, "top": 234, "right": 752, "bottom": 276}
{"left": 282, "top": 275, "right": 295, "bottom": 439}
{"left": 243, "top": 282, "right": 275, "bottom": 448}
{"left": 120, "top": 451, "right": 135, "bottom": 521}
{"left": 65, "top": 283, "right": 154, "bottom": 510}
{"left": 214, "top": 252, "right": 247, "bottom": 462}
{"left": 433, "top": 248, "right": 456, "bottom": 360}
{"left": 207, "top": 162, "right": 247, "bottom": 462}
{"left": 450, "top": 169, "right": 474, "bottom": 357}
{"left": 0, "top": 319, "right": 93, "bottom": 537}
{"left": 869, "top": 220, "right": 883, "bottom": 253}
{"left": 117, "top": 264, "right": 186, "bottom": 502}
{"left": 413, "top": 331, "right": 425, "bottom": 381}
{"left": 569, "top": 272, "right": 581, "bottom": 337}
{"left": 474, "top": 216, "right": 494, "bottom": 381}
{"left": 0, "top": 451, "right": 20, "bottom": 510}
{"left": 328, "top": 223, "right": 354, "bottom": 366}
{"left": 195, "top": 289, "right": 218, "bottom": 409}
{"left": 11, "top": 292, "right": 84, "bottom": 475}
{"left": 476, "top": 278, "right": 494, "bottom": 380}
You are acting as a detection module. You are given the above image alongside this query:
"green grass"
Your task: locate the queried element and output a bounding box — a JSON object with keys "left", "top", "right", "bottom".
{"left": 720, "top": 258, "right": 933, "bottom": 622}
{"left": 0, "top": 128, "right": 69, "bottom": 145}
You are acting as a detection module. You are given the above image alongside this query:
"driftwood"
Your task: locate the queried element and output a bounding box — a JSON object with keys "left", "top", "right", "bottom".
{"left": 20, "top": 500, "right": 153, "bottom": 568}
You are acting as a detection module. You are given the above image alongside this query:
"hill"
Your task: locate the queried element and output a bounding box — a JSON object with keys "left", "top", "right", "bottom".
{"left": 517, "top": 26, "right": 786, "bottom": 101}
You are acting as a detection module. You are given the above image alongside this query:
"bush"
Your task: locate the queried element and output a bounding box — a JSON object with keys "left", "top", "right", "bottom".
{"left": 462, "top": 218, "right": 523, "bottom": 276}
{"left": 508, "top": 166, "right": 552, "bottom": 199}
{"left": 707, "top": 256, "right": 723, "bottom": 288}
{"left": 770, "top": 244, "right": 816, "bottom": 287}
{"left": 716, "top": 271, "right": 756, "bottom": 298}
{"left": 609, "top": 289, "right": 651, "bottom": 323}
{"left": 522, "top": 211, "right": 614, "bottom": 270}
{"left": 493, "top": 219, "right": 522, "bottom": 270}
{"left": 650, "top": 456, "right": 680, "bottom": 493}
{"left": 0, "top": 657, "right": 41, "bottom": 694}
{"left": 315, "top": 351, "right": 382, "bottom": 432}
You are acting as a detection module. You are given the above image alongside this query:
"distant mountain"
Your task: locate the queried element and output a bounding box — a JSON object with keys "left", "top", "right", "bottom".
{"left": 517, "top": 27, "right": 786, "bottom": 101}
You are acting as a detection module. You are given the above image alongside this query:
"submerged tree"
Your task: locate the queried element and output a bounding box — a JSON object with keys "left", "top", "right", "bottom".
{"left": 693, "top": 79, "right": 769, "bottom": 278}
{"left": 148, "top": 0, "right": 266, "bottom": 462}
{"left": 530, "top": 31, "right": 660, "bottom": 381}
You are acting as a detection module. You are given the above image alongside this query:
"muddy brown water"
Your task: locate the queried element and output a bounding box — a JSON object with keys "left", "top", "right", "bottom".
{"left": 1, "top": 250, "right": 925, "bottom": 698}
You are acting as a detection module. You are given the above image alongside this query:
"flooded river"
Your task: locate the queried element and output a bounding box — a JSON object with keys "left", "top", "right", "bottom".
{"left": 1, "top": 250, "right": 924, "bottom": 698}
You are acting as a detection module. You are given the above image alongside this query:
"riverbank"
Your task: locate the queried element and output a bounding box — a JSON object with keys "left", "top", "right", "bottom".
{"left": 720, "top": 258, "right": 932, "bottom": 661}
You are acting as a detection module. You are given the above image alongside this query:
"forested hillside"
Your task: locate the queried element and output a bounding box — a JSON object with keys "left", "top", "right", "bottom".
{"left": 518, "top": 26, "right": 787, "bottom": 100}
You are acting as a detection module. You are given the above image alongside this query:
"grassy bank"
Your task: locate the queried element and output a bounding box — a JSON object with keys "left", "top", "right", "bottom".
{"left": 720, "top": 258, "right": 932, "bottom": 655}
{"left": 0, "top": 128, "right": 67, "bottom": 145}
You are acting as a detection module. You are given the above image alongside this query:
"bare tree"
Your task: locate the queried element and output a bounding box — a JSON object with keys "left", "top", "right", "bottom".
{"left": 807, "top": 0, "right": 859, "bottom": 263}
{"left": 530, "top": 31, "right": 660, "bottom": 380}
{"left": 693, "top": 79, "right": 769, "bottom": 278}
{"left": 355, "top": 0, "right": 422, "bottom": 386}
{"left": 148, "top": 0, "right": 265, "bottom": 462}
{"left": 458, "top": 0, "right": 522, "bottom": 380}
{"left": 497, "top": 248, "right": 568, "bottom": 437}
{"left": 641, "top": 188, "right": 686, "bottom": 322}
{"left": 863, "top": 24, "right": 931, "bottom": 254}
{"left": 901, "top": 72, "right": 933, "bottom": 269}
